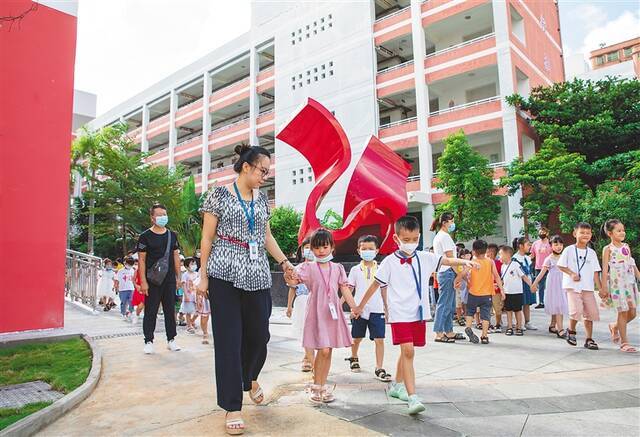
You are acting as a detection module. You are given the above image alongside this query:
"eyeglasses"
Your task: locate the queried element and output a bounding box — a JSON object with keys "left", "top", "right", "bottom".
{"left": 252, "top": 164, "right": 270, "bottom": 177}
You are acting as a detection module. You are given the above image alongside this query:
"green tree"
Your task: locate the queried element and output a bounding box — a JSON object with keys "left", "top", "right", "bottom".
{"left": 506, "top": 77, "right": 640, "bottom": 166}
{"left": 74, "top": 124, "right": 185, "bottom": 257}
{"left": 269, "top": 206, "right": 302, "bottom": 259}
{"left": 172, "top": 176, "right": 203, "bottom": 257}
{"left": 500, "top": 138, "right": 587, "bottom": 236}
{"left": 435, "top": 130, "right": 500, "bottom": 240}
{"left": 319, "top": 208, "right": 343, "bottom": 230}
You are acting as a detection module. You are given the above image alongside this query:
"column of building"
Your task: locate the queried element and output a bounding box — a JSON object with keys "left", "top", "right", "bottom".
{"left": 201, "top": 72, "right": 212, "bottom": 192}
{"left": 168, "top": 89, "right": 178, "bottom": 169}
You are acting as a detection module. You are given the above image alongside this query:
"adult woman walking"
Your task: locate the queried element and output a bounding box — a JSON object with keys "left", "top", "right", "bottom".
{"left": 431, "top": 212, "right": 462, "bottom": 343}
{"left": 197, "top": 144, "right": 294, "bottom": 435}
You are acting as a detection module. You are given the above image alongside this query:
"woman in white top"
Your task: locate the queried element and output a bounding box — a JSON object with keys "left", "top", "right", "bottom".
{"left": 431, "top": 212, "right": 462, "bottom": 342}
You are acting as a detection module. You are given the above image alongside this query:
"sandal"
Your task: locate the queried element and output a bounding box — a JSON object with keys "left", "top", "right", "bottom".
{"left": 375, "top": 368, "right": 392, "bottom": 382}
{"left": 480, "top": 336, "right": 489, "bottom": 344}
{"left": 345, "top": 357, "right": 361, "bottom": 372}
{"left": 505, "top": 328, "right": 514, "bottom": 336}
{"left": 584, "top": 338, "right": 599, "bottom": 350}
{"left": 620, "top": 343, "right": 638, "bottom": 353}
{"left": 435, "top": 336, "right": 455, "bottom": 343}
{"left": 475, "top": 323, "right": 482, "bottom": 330}
{"left": 548, "top": 325, "right": 558, "bottom": 334}
{"left": 609, "top": 323, "right": 621, "bottom": 344}
{"left": 515, "top": 328, "right": 524, "bottom": 336}
{"left": 309, "top": 384, "right": 323, "bottom": 404}
{"left": 301, "top": 360, "right": 313, "bottom": 373}
{"left": 451, "top": 332, "right": 466, "bottom": 340}
{"left": 556, "top": 329, "right": 567, "bottom": 339}
{"left": 202, "top": 338, "right": 209, "bottom": 344}
{"left": 566, "top": 329, "right": 577, "bottom": 346}
{"left": 225, "top": 413, "right": 245, "bottom": 435}
{"left": 465, "top": 327, "right": 479, "bottom": 344}
{"left": 249, "top": 384, "right": 264, "bottom": 404}
{"left": 322, "top": 384, "right": 336, "bottom": 403}
{"left": 457, "top": 317, "right": 466, "bottom": 326}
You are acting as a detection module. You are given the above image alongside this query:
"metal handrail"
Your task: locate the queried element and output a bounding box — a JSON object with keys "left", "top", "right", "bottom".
{"left": 176, "top": 134, "right": 203, "bottom": 148}
{"left": 212, "top": 116, "right": 250, "bottom": 134}
{"left": 375, "top": 4, "right": 411, "bottom": 23}
{"left": 425, "top": 33, "right": 495, "bottom": 59}
{"left": 378, "top": 59, "right": 415, "bottom": 75}
{"left": 65, "top": 249, "right": 102, "bottom": 311}
{"left": 379, "top": 116, "right": 417, "bottom": 130}
{"left": 429, "top": 96, "right": 501, "bottom": 116}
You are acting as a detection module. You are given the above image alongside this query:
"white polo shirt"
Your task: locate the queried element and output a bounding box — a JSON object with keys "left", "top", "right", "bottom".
{"left": 557, "top": 244, "right": 601, "bottom": 292}
{"left": 374, "top": 251, "right": 442, "bottom": 323}
{"left": 500, "top": 260, "right": 525, "bottom": 295}
{"left": 432, "top": 230, "right": 456, "bottom": 272}
{"left": 348, "top": 261, "right": 383, "bottom": 320}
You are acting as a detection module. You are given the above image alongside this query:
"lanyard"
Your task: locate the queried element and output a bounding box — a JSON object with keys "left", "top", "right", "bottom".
{"left": 316, "top": 262, "right": 334, "bottom": 299}
{"left": 233, "top": 182, "right": 255, "bottom": 235}
{"left": 575, "top": 246, "right": 588, "bottom": 277}
{"left": 360, "top": 261, "right": 377, "bottom": 285}
{"left": 500, "top": 260, "right": 513, "bottom": 281}
{"left": 397, "top": 251, "right": 424, "bottom": 321}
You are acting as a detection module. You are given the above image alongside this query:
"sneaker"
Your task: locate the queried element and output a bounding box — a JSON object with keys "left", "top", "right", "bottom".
{"left": 388, "top": 382, "right": 409, "bottom": 401}
{"left": 524, "top": 322, "right": 538, "bottom": 331}
{"left": 407, "top": 394, "right": 426, "bottom": 415}
{"left": 131, "top": 314, "right": 138, "bottom": 325}
{"left": 144, "top": 342, "right": 154, "bottom": 354}
{"left": 167, "top": 339, "right": 181, "bottom": 351}
{"left": 535, "top": 304, "right": 544, "bottom": 309}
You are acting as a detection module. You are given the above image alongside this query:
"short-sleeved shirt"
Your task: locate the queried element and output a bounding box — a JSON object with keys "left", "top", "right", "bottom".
{"left": 375, "top": 251, "right": 441, "bottom": 323}
{"left": 500, "top": 260, "right": 525, "bottom": 295}
{"left": 469, "top": 257, "right": 494, "bottom": 296}
{"left": 116, "top": 267, "right": 135, "bottom": 291}
{"left": 432, "top": 231, "right": 456, "bottom": 272}
{"left": 348, "top": 261, "right": 383, "bottom": 318}
{"left": 136, "top": 229, "right": 180, "bottom": 282}
{"left": 557, "top": 244, "right": 601, "bottom": 292}
{"left": 199, "top": 185, "right": 272, "bottom": 292}
{"left": 531, "top": 239, "right": 552, "bottom": 270}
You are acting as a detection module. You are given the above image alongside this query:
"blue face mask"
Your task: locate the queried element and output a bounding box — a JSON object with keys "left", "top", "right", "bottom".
{"left": 360, "top": 250, "right": 377, "bottom": 262}
{"left": 303, "top": 248, "right": 314, "bottom": 261}
{"left": 155, "top": 215, "right": 168, "bottom": 227}
{"left": 315, "top": 254, "right": 333, "bottom": 263}
{"left": 448, "top": 223, "right": 456, "bottom": 233}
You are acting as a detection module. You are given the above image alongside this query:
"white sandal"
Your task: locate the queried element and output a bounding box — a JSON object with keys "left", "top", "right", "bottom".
{"left": 249, "top": 385, "right": 264, "bottom": 405}
{"left": 309, "top": 384, "right": 324, "bottom": 404}
{"left": 225, "top": 413, "right": 244, "bottom": 435}
{"left": 322, "top": 384, "right": 336, "bottom": 403}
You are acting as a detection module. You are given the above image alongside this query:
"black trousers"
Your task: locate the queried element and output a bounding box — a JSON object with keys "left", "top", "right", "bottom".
{"left": 209, "top": 278, "right": 272, "bottom": 412}
{"left": 143, "top": 276, "right": 177, "bottom": 344}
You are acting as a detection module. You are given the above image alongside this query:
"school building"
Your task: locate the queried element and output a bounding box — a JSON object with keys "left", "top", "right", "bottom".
{"left": 83, "top": 0, "right": 565, "bottom": 245}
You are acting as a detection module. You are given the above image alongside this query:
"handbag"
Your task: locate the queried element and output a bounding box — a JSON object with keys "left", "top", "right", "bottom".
{"left": 147, "top": 231, "right": 172, "bottom": 286}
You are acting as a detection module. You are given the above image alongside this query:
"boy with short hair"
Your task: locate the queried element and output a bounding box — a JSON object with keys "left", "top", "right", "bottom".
{"left": 557, "top": 222, "right": 603, "bottom": 350}
{"left": 465, "top": 240, "right": 505, "bottom": 344}
{"left": 499, "top": 246, "right": 536, "bottom": 336}
{"left": 355, "top": 216, "right": 478, "bottom": 415}
{"left": 346, "top": 235, "right": 391, "bottom": 381}
{"left": 115, "top": 256, "right": 136, "bottom": 321}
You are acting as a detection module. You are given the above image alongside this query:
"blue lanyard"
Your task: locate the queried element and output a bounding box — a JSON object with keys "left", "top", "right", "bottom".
{"left": 233, "top": 182, "right": 255, "bottom": 235}
{"left": 397, "top": 251, "right": 424, "bottom": 321}
{"left": 575, "top": 246, "right": 587, "bottom": 278}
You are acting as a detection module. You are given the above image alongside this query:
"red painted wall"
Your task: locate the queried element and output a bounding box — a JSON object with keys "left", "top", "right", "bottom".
{"left": 0, "top": 1, "right": 77, "bottom": 333}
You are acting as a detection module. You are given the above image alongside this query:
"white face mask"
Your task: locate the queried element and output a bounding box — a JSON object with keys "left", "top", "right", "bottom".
{"left": 188, "top": 264, "right": 197, "bottom": 271}
{"left": 302, "top": 248, "right": 315, "bottom": 261}
{"left": 315, "top": 253, "right": 333, "bottom": 263}
{"left": 396, "top": 234, "right": 420, "bottom": 255}
{"left": 360, "top": 250, "right": 377, "bottom": 262}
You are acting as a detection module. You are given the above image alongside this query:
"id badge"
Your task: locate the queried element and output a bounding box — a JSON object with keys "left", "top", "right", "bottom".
{"left": 328, "top": 302, "right": 339, "bottom": 320}
{"left": 248, "top": 241, "right": 259, "bottom": 260}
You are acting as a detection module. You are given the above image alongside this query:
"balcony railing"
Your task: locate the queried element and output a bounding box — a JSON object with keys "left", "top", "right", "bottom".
{"left": 379, "top": 116, "right": 417, "bottom": 130}
{"left": 211, "top": 116, "right": 250, "bottom": 134}
{"left": 375, "top": 4, "right": 411, "bottom": 23}
{"left": 176, "top": 134, "right": 203, "bottom": 148}
{"left": 425, "top": 33, "right": 495, "bottom": 59}
{"left": 258, "top": 108, "right": 275, "bottom": 117}
{"left": 407, "top": 175, "right": 421, "bottom": 182}
{"left": 378, "top": 59, "right": 415, "bottom": 75}
{"left": 429, "top": 96, "right": 501, "bottom": 116}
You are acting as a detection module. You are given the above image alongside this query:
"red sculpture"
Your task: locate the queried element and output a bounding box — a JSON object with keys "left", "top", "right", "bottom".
{"left": 276, "top": 98, "right": 411, "bottom": 255}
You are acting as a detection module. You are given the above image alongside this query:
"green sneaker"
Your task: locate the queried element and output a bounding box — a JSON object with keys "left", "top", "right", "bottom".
{"left": 407, "top": 394, "right": 426, "bottom": 415}
{"left": 388, "top": 383, "right": 409, "bottom": 401}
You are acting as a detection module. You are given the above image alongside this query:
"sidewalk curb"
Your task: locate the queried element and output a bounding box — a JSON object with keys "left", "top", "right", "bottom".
{"left": 0, "top": 334, "right": 103, "bottom": 437}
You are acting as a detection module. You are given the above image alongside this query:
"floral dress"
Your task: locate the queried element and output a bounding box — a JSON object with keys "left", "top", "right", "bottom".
{"left": 604, "top": 243, "right": 639, "bottom": 312}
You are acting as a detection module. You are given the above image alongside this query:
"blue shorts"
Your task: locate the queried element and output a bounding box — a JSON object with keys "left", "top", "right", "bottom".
{"left": 351, "top": 312, "right": 386, "bottom": 340}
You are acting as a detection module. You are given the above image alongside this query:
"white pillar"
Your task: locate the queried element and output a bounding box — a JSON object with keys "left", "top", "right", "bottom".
{"left": 201, "top": 72, "right": 212, "bottom": 192}
{"left": 249, "top": 47, "right": 260, "bottom": 147}
{"left": 141, "top": 104, "right": 149, "bottom": 153}
{"left": 410, "top": 0, "right": 435, "bottom": 239}
{"left": 168, "top": 89, "right": 177, "bottom": 169}
{"left": 493, "top": 0, "right": 524, "bottom": 239}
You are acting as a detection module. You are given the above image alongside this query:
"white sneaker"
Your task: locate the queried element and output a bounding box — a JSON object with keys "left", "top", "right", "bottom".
{"left": 131, "top": 314, "right": 138, "bottom": 325}
{"left": 524, "top": 322, "right": 538, "bottom": 331}
{"left": 167, "top": 339, "right": 181, "bottom": 351}
{"left": 144, "top": 342, "right": 154, "bottom": 354}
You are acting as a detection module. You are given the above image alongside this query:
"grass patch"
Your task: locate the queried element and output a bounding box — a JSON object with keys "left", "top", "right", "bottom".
{"left": 0, "top": 337, "right": 92, "bottom": 430}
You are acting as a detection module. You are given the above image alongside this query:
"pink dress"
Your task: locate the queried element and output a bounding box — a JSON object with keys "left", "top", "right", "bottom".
{"left": 543, "top": 255, "right": 568, "bottom": 316}
{"left": 296, "top": 261, "right": 352, "bottom": 349}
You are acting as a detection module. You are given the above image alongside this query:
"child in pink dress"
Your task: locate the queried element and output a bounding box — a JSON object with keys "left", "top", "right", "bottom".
{"left": 293, "top": 229, "right": 358, "bottom": 404}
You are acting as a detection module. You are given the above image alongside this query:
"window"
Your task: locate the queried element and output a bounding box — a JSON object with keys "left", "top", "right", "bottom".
{"left": 299, "top": 178, "right": 303, "bottom": 184}
{"left": 595, "top": 55, "right": 605, "bottom": 65}
{"left": 607, "top": 51, "right": 619, "bottom": 62}
{"left": 300, "top": 168, "right": 304, "bottom": 174}
{"left": 380, "top": 116, "right": 391, "bottom": 125}
{"left": 308, "top": 167, "right": 311, "bottom": 172}
{"left": 293, "top": 170, "right": 296, "bottom": 176}
{"left": 293, "top": 179, "right": 296, "bottom": 185}
{"left": 623, "top": 47, "right": 633, "bottom": 57}
{"left": 308, "top": 176, "right": 312, "bottom": 182}
{"left": 510, "top": 5, "right": 525, "bottom": 44}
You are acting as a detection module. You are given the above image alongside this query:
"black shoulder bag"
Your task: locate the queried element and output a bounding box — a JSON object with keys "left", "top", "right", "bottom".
{"left": 147, "top": 231, "right": 172, "bottom": 286}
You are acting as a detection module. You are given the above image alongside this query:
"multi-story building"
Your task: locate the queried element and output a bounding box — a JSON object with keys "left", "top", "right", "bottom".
{"left": 84, "top": 0, "right": 564, "bottom": 245}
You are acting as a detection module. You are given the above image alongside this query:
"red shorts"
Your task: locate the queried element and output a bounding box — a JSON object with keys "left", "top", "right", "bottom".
{"left": 390, "top": 321, "right": 426, "bottom": 347}
{"left": 131, "top": 290, "right": 145, "bottom": 306}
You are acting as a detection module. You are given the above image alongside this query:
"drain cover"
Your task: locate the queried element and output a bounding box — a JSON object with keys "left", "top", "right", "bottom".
{"left": 0, "top": 381, "right": 64, "bottom": 408}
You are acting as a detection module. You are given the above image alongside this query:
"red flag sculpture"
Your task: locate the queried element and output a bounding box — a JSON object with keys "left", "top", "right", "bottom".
{"left": 276, "top": 98, "right": 412, "bottom": 255}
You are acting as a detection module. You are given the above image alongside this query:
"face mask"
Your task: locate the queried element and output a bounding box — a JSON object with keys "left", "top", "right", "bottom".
{"left": 105, "top": 266, "right": 113, "bottom": 271}
{"left": 125, "top": 264, "right": 133, "bottom": 270}
{"left": 360, "top": 250, "right": 377, "bottom": 262}
{"left": 539, "top": 233, "right": 547, "bottom": 239}
{"left": 448, "top": 223, "right": 456, "bottom": 233}
{"left": 395, "top": 234, "right": 420, "bottom": 254}
{"left": 188, "top": 264, "right": 197, "bottom": 271}
{"left": 303, "top": 248, "right": 314, "bottom": 260}
{"left": 315, "top": 254, "right": 333, "bottom": 263}
{"left": 155, "top": 215, "right": 168, "bottom": 227}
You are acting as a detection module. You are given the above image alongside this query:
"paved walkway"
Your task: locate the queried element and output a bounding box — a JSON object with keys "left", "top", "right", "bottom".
{"left": 30, "top": 302, "right": 640, "bottom": 436}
